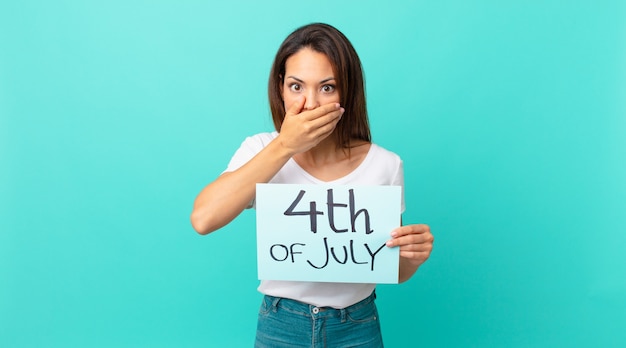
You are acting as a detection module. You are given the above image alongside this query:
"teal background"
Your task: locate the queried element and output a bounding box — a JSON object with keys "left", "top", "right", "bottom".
{"left": 1, "top": 1, "right": 625, "bottom": 347}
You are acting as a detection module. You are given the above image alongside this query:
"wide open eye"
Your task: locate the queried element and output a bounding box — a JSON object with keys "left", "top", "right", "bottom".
{"left": 289, "top": 83, "right": 302, "bottom": 92}
{"left": 321, "top": 84, "right": 336, "bottom": 93}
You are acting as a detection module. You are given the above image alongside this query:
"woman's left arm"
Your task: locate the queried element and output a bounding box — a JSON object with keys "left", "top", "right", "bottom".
{"left": 386, "top": 224, "right": 434, "bottom": 283}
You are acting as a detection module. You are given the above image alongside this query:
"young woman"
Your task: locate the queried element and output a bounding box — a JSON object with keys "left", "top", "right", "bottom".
{"left": 191, "top": 23, "right": 434, "bottom": 347}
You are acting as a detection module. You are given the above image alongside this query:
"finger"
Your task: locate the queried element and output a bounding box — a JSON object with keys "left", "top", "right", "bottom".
{"left": 300, "top": 102, "right": 342, "bottom": 121}
{"left": 399, "top": 242, "right": 433, "bottom": 253}
{"left": 386, "top": 232, "right": 434, "bottom": 248}
{"left": 390, "top": 224, "right": 430, "bottom": 238}
{"left": 309, "top": 120, "right": 340, "bottom": 144}
{"left": 399, "top": 250, "right": 431, "bottom": 261}
{"left": 294, "top": 108, "right": 343, "bottom": 143}
{"left": 306, "top": 108, "right": 344, "bottom": 131}
{"left": 285, "top": 96, "right": 306, "bottom": 117}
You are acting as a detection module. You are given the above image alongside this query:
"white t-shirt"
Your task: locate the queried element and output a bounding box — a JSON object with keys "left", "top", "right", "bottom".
{"left": 225, "top": 132, "right": 405, "bottom": 308}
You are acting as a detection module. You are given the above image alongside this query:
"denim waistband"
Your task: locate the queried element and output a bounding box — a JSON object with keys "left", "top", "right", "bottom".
{"left": 263, "top": 291, "right": 377, "bottom": 319}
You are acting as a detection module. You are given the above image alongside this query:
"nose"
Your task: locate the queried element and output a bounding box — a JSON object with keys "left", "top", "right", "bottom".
{"left": 303, "top": 90, "right": 319, "bottom": 110}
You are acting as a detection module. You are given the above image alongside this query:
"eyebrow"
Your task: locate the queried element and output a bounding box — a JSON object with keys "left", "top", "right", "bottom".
{"left": 286, "top": 76, "right": 336, "bottom": 84}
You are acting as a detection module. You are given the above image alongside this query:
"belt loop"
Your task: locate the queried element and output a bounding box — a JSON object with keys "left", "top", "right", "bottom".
{"left": 340, "top": 308, "right": 347, "bottom": 323}
{"left": 271, "top": 296, "right": 281, "bottom": 313}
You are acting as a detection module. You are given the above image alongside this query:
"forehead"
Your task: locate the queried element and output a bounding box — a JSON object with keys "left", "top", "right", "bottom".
{"left": 284, "top": 47, "right": 334, "bottom": 78}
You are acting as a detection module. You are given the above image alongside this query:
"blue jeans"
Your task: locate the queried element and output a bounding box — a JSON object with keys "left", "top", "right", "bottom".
{"left": 255, "top": 291, "right": 383, "bottom": 348}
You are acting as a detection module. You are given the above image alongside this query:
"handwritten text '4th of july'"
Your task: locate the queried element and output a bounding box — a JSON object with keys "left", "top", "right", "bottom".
{"left": 268, "top": 189, "right": 387, "bottom": 271}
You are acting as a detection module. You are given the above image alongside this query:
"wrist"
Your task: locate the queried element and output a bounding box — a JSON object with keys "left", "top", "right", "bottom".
{"left": 273, "top": 133, "right": 298, "bottom": 158}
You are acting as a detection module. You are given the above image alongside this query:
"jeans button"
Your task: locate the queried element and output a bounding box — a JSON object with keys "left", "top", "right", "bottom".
{"left": 312, "top": 307, "right": 320, "bottom": 314}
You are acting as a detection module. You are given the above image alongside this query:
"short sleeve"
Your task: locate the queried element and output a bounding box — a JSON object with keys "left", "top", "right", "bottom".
{"left": 222, "top": 132, "right": 277, "bottom": 209}
{"left": 393, "top": 159, "right": 406, "bottom": 213}
{"left": 224, "top": 132, "right": 277, "bottom": 173}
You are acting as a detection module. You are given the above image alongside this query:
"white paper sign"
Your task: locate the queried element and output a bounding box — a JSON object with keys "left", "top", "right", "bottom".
{"left": 256, "top": 184, "right": 401, "bottom": 284}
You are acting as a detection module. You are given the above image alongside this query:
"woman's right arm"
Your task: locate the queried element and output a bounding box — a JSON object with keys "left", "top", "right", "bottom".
{"left": 190, "top": 97, "right": 343, "bottom": 235}
{"left": 190, "top": 138, "right": 294, "bottom": 234}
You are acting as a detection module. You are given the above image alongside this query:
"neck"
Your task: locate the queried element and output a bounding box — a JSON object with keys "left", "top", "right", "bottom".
{"left": 298, "top": 137, "right": 344, "bottom": 164}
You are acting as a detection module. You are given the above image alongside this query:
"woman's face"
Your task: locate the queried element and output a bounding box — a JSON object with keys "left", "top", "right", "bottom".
{"left": 282, "top": 47, "right": 340, "bottom": 112}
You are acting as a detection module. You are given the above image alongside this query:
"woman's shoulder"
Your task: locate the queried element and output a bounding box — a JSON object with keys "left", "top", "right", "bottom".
{"left": 369, "top": 143, "right": 403, "bottom": 164}
{"left": 240, "top": 131, "right": 279, "bottom": 149}
{"left": 225, "top": 131, "right": 278, "bottom": 173}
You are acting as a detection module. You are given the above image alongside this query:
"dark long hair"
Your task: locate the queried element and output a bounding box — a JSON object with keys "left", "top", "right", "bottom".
{"left": 268, "top": 23, "right": 371, "bottom": 147}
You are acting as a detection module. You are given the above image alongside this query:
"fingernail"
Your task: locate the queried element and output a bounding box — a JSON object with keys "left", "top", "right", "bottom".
{"left": 390, "top": 231, "right": 397, "bottom": 237}
{"left": 386, "top": 240, "right": 393, "bottom": 247}
{"left": 340, "top": 107, "right": 345, "bottom": 113}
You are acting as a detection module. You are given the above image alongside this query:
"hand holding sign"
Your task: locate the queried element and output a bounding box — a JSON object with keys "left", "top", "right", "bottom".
{"left": 387, "top": 224, "right": 434, "bottom": 271}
